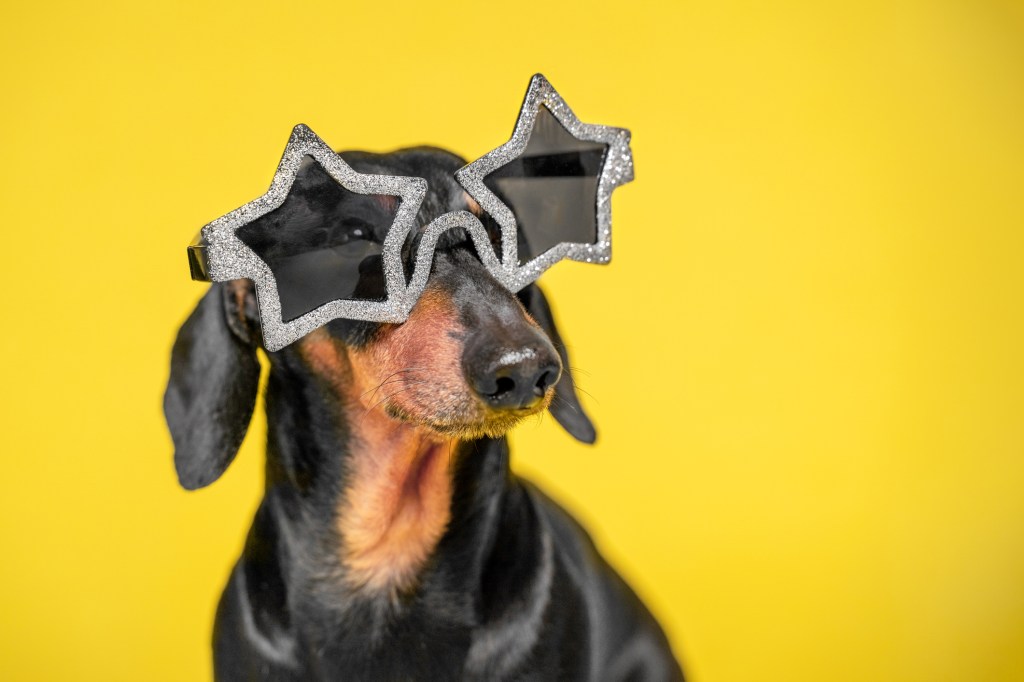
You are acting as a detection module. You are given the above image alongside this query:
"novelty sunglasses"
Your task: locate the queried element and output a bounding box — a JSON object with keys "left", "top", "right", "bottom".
{"left": 188, "top": 74, "right": 634, "bottom": 351}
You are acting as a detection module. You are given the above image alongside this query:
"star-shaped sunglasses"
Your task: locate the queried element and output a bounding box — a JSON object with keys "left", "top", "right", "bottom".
{"left": 187, "top": 74, "right": 634, "bottom": 351}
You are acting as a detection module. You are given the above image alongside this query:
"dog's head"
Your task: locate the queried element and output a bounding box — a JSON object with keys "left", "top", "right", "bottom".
{"left": 164, "top": 148, "right": 595, "bottom": 491}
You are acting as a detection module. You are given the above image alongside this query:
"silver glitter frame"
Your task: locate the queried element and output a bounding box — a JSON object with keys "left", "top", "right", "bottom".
{"left": 455, "top": 73, "right": 634, "bottom": 291}
{"left": 194, "top": 124, "right": 428, "bottom": 351}
{"left": 191, "top": 74, "right": 633, "bottom": 351}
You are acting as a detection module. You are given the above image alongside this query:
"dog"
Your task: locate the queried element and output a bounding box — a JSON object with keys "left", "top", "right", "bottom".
{"left": 165, "top": 146, "right": 685, "bottom": 681}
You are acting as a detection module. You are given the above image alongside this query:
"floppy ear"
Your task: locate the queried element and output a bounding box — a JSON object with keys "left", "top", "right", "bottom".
{"left": 519, "top": 283, "right": 597, "bottom": 444}
{"left": 164, "top": 281, "right": 261, "bottom": 490}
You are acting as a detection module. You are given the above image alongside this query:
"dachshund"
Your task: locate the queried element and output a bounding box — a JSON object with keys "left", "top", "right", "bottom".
{"left": 164, "top": 146, "right": 685, "bottom": 681}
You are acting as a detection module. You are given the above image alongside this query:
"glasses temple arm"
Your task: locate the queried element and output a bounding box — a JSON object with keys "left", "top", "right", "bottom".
{"left": 187, "top": 232, "right": 212, "bottom": 282}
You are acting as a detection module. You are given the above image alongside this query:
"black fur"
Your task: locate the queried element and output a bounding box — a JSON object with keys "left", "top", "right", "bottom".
{"left": 164, "top": 148, "right": 684, "bottom": 680}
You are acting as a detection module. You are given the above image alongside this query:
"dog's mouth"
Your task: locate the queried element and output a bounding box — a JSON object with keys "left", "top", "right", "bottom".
{"left": 382, "top": 389, "right": 555, "bottom": 440}
{"left": 299, "top": 329, "right": 558, "bottom": 442}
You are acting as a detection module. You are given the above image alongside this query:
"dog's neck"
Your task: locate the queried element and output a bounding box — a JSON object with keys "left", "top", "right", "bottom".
{"left": 337, "top": 406, "right": 456, "bottom": 593}
{"left": 261, "top": 340, "right": 515, "bottom": 610}
{"left": 245, "top": 344, "right": 555, "bottom": 678}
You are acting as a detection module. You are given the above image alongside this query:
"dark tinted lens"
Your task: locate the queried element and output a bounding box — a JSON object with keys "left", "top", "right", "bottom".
{"left": 237, "top": 156, "right": 397, "bottom": 322}
{"left": 484, "top": 106, "right": 608, "bottom": 264}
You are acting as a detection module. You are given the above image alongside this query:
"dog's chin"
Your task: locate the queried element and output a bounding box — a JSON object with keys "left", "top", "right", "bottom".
{"left": 384, "top": 394, "right": 553, "bottom": 441}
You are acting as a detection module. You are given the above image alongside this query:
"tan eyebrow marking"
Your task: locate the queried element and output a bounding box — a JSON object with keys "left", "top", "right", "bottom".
{"left": 463, "top": 191, "right": 483, "bottom": 217}
{"left": 374, "top": 194, "right": 398, "bottom": 214}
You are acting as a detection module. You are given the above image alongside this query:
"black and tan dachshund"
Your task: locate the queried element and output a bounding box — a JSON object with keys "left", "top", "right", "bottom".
{"left": 164, "top": 147, "right": 685, "bottom": 681}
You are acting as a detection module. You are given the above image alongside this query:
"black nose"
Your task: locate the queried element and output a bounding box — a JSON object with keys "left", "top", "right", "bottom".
{"left": 464, "top": 343, "right": 562, "bottom": 410}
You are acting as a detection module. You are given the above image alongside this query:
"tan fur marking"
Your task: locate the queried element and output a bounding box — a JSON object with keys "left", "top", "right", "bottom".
{"left": 462, "top": 191, "right": 483, "bottom": 217}
{"left": 349, "top": 289, "right": 484, "bottom": 429}
{"left": 226, "top": 280, "right": 252, "bottom": 329}
{"left": 374, "top": 194, "right": 398, "bottom": 214}
{"left": 298, "top": 301, "right": 466, "bottom": 595}
{"left": 340, "top": 419, "right": 454, "bottom": 592}
{"left": 297, "top": 285, "right": 552, "bottom": 595}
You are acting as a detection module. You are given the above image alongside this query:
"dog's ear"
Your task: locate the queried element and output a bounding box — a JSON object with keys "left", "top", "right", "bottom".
{"left": 164, "top": 281, "right": 261, "bottom": 490}
{"left": 519, "top": 283, "right": 597, "bottom": 444}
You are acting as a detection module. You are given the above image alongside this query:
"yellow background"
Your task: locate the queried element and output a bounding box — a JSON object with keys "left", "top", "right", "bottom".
{"left": 1, "top": 1, "right": 1022, "bottom": 680}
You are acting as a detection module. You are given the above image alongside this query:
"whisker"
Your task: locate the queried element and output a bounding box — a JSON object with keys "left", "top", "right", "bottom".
{"left": 359, "top": 367, "right": 428, "bottom": 403}
{"left": 551, "top": 393, "right": 581, "bottom": 415}
{"left": 558, "top": 370, "right": 600, "bottom": 405}
{"left": 535, "top": 408, "right": 546, "bottom": 429}
{"left": 359, "top": 366, "right": 427, "bottom": 397}
{"left": 362, "top": 373, "right": 425, "bottom": 402}
{"left": 363, "top": 382, "right": 429, "bottom": 415}
{"left": 572, "top": 385, "right": 599, "bottom": 404}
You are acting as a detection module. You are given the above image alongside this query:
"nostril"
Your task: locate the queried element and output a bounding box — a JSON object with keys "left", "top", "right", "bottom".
{"left": 534, "top": 368, "right": 557, "bottom": 395}
{"left": 464, "top": 342, "right": 561, "bottom": 410}
{"left": 492, "top": 376, "right": 516, "bottom": 397}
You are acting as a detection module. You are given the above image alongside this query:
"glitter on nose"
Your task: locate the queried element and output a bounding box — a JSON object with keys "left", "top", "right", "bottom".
{"left": 496, "top": 348, "right": 537, "bottom": 367}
